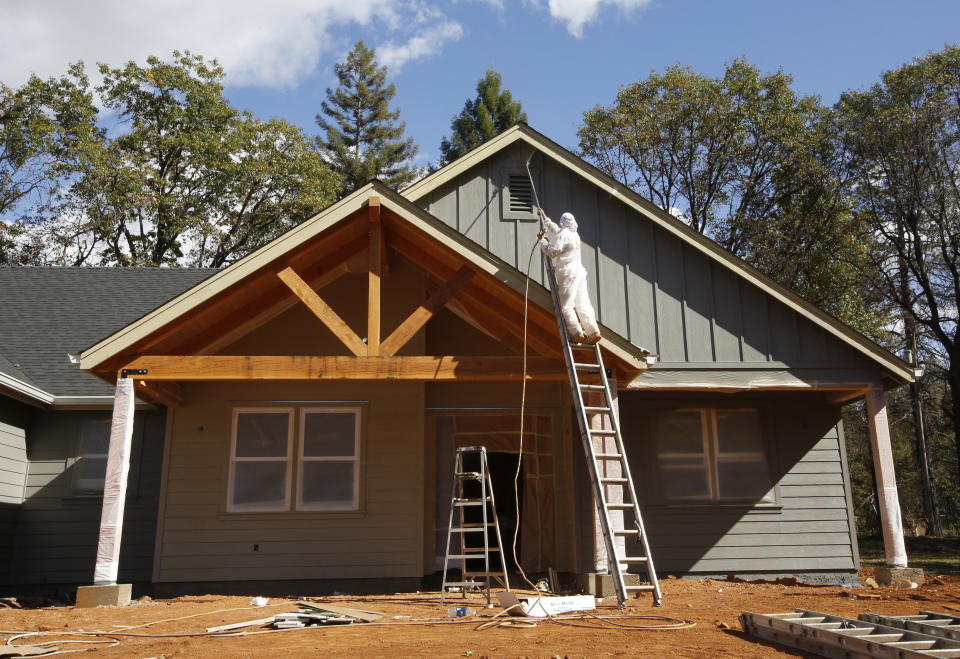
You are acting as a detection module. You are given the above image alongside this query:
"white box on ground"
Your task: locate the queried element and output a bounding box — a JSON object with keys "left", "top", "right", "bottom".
{"left": 496, "top": 592, "right": 596, "bottom": 617}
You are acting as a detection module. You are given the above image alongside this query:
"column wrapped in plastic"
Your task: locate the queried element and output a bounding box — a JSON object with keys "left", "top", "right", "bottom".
{"left": 866, "top": 386, "right": 909, "bottom": 569}
{"left": 93, "top": 378, "right": 136, "bottom": 585}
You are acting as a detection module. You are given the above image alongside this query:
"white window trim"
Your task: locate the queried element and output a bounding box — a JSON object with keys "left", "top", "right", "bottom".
{"left": 296, "top": 407, "right": 361, "bottom": 512}
{"left": 227, "top": 407, "right": 294, "bottom": 513}
{"left": 656, "top": 407, "right": 773, "bottom": 504}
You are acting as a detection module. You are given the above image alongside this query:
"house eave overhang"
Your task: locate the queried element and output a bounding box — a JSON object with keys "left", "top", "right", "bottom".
{"left": 402, "top": 124, "right": 915, "bottom": 388}
{"left": 79, "top": 181, "right": 650, "bottom": 378}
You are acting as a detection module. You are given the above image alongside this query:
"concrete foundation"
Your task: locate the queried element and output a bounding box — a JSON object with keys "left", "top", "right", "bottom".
{"left": 75, "top": 583, "right": 132, "bottom": 608}
{"left": 874, "top": 566, "right": 924, "bottom": 588}
{"left": 578, "top": 572, "right": 641, "bottom": 599}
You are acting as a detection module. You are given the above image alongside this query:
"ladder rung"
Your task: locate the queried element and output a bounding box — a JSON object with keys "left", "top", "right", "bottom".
{"left": 449, "top": 527, "right": 488, "bottom": 533}
{"left": 453, "top": 498, "right": 491, "bottom": 505}
{"left": 446, "top": 554, "right": 492, "bottom": 560}
{"left": 463, "top": 570, "right": 505, "bottom": 577}
{"left": 456, "top": 472, "right": 484, "bottom": 479}
{"left": 579, "top": 384, "right": 605, "bottom": 391}
{"left": 601, "top": 477, "right": 629, "bottom": 484}
{"left": 624, "top": 585, "right": 657, "bottom": 592}
{"left": 574, "top": 362, "right": 601, "bottom": 370}
{"left": 607, "top": 503, "right": 634, "bottom": 509}
{"left": 595, "top": 452, "right": 622, "bottom": 459}
{"left": 613, "top": 529, "right": 639, "bottom": 536}
{"left": 442, "top": 581, "right": 485, "bottom": 588}
{"left": 570, "top": 343, "right": 596, "bottom": 350}
{"left": 620, "top": 557, "right": 649, "bottom": 563}
{"left": 584, "top": 406, "right": 611, "bottom": 413}
{"left": 589, "top": 429, "right": 617, "bottom": 436}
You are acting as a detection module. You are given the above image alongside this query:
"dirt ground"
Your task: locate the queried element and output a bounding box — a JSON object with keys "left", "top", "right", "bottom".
{"left": 2, "top": 571, "right": 960, "bottom": 657}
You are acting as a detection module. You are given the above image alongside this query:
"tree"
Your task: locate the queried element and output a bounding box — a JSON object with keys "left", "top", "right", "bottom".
{"left": 316, "top": 40, "right": 418, "bottom": 194}
{"left": 577, "top": 59, "right": 880, "bottom": 333}
{"left": 439, "top": 68, "right": 527, "bottom": 165}
{"left": 836, "top": 45, "right": 960, "bottom": 480}
{"left": 0, "top": 63, "right": 98, "bottom": 218}
{"left": 2, "top": 52, "right": 339, "bottom": 267}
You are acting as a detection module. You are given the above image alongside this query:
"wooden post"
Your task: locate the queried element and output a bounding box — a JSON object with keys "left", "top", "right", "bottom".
{"left": 865, "top": 385, "right": 908, "bottom": 568}
{"left": 590, "top": 378, "right": 625, "bottom": 573}
{"left": 368, "top": 197, "right": 381, "bottom": 356}
{"left": 92, "top": 377, "right": 136, "bottom": 585}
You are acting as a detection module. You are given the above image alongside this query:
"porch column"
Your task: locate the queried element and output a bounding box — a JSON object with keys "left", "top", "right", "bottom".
{"left": 93, "top": 377, "right": 136, "bottom": 584}
{"left": 865, "top": 385, "right": 908, "bottom": 568}
{"left": 590, "top": 379, "right": 625, "bottom": 573}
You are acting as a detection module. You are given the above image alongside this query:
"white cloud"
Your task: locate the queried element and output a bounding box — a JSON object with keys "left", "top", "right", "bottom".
{"left": 0, "top": 0, "right": 460, "bottom": 89}
{"left": 377, "top": 21, "right": 465, "bottom": 71}
{"left": 546, "top": 0, "right": 653, "bottom": 37}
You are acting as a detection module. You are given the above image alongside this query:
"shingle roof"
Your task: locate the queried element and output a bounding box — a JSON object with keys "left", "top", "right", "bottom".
{"left": 0, "top": 267, "right": 217, "bottom": 397}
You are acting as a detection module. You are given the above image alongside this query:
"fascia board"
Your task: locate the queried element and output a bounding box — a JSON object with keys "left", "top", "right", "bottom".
{"left": 404, "top": 125, "right": 913, "bottom": 385}
{"left": 0, "top": 372, "right": 54, "bottom": 405}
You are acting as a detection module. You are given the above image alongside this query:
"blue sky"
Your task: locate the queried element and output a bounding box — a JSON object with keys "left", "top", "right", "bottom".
{"left": 4, "top": 1, "right": 959, "bottom": 167}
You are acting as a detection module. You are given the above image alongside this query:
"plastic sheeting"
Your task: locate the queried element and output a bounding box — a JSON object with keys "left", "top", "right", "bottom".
{"left": 92, "top": 378, "right": 135, "bottom": 585}
{"left": 866, "top": 386, "right": 909, "bottom": 568}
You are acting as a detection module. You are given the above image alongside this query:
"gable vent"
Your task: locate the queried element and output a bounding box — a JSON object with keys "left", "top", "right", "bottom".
{"left": 508, "top": 173, "right": 534, "bottom": 214}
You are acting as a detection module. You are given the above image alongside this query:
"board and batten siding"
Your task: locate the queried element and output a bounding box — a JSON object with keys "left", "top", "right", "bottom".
{"left": 154, "top": 381, "right": 425, "bottom": 583}
{"left": 6, "top": 409, "right": 166, "bottom": 585}
{"left": 617, "top": 392, "right": 859, "bottom": 575}
{"left": 419, "top": 144, "right": 872, "bottom": 370}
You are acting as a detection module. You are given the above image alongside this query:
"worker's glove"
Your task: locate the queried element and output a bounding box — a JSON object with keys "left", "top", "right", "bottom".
{"left": 537, "top": 230, "right": 546, "bottom": 241}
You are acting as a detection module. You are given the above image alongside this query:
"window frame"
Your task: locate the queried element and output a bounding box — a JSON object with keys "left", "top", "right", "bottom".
{"left": 226, "top": 407, "right": 294, "bottom": 513}
{"left": 652, "top": 405, "right": 776, "bottom": 506}
{"left": 226, "top": 405, "right": 363, "bottom": 514}
{"left": 296, "top": 407, "right": 361, "bottom": 512}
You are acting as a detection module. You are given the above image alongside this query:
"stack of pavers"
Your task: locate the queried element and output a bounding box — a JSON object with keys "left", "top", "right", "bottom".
{"left": 273, "top": 601, "right": 383, "bottom": 629}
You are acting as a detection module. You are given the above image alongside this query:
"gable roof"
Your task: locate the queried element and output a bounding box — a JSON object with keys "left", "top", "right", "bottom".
{"left": 0, "top": 267, "right": 216, "bottom": 398}
{"left": 79, "top": 181, "right": 649, "bottom": 376}
{"left": 402, "top": 123, "right": 914, "bottom": 386}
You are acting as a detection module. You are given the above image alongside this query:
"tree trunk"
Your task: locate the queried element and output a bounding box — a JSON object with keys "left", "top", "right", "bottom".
{"left": 950, "top": 363, "right": 960, "bottom": 491}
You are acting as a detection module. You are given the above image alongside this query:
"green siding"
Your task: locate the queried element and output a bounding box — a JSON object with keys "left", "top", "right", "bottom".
{"left": 6, "top": 409, "right": 166, "bottom": 585}
{"left": 617, "top": 392, "right": 858, "bottom": 576}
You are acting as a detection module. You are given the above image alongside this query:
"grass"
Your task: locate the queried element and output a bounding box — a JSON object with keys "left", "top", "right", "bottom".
{"left": 859, "top": 536, "right": 960, "bottom": 574}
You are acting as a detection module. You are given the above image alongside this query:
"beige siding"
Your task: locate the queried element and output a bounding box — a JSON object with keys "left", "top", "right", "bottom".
{"left": 154, "top": 380, "right": 425, "bottom": 582}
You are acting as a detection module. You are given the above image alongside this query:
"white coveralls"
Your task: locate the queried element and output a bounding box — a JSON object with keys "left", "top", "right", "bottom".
{"left": 538, "top": 210, "right": 601, "bottom": 343}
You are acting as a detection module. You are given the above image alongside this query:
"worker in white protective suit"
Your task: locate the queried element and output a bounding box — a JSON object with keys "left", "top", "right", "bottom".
{"left": 537, "top": 208, "right": 601, "bottom": 344}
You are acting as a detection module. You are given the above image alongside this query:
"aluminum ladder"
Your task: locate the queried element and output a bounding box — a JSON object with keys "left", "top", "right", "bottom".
{"left": 440, "top": 445, "right": 510, "bottom": 605}
{"left": 542, "top": 253, "right": 662, "bottom": 607}
{"left": 740, "top": 609, "right": 960, "bottom": 658}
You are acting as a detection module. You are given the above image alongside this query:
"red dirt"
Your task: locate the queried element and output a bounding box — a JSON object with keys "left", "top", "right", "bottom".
{"left": 3, "top": 573, "right": 959, "bottom": 657}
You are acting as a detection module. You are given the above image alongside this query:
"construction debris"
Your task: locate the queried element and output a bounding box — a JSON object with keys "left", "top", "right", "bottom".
{"left": 497, "top": 592, "right": 595, "bottom": 618}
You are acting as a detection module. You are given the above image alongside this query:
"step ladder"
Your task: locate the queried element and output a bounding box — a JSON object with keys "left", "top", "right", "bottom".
{"left": 440, "top": 445, "right": 510, "bottom": 606}
{"left": 740, "top": 609, "right": 960, "bottom": 658}
{"left": 541, "top": 251, "right": 661, "bottom": 607}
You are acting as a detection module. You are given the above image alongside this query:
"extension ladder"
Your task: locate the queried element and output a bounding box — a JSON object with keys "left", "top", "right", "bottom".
{"left": 542, "top": 254, "right": 662, "bottom": 607}
{"left": 440, "top": 446, "right": 510, "bottom": 605}
{"left": 740, "top": 609, "right": 960, "bottom": 658}
{"left": 860, "top": 611, "right": 960, "bottom": 643}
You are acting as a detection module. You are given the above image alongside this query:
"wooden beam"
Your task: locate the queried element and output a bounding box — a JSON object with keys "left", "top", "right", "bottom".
{"left": 277, "top": 266, "right": 367, "bottom": 357}
{"left": 120, "top": 355, "right": 567, "bottom": 382}
{"left": 368, "top": 197, "right": 381, "bottom": 356}
{"left": 132, "top": 380, "right": 182, "bottom": 407}
{"left": 865, "top": 385, "right": 908, "bottom": 567}
{"left": 380, "top": 266, "right": 474, "bottom": 357}
{"left": 826, "top": 389, "right": 867, "bottom": 405}
{"left": 195, "top": 260, "right": 354, "bottom": 355}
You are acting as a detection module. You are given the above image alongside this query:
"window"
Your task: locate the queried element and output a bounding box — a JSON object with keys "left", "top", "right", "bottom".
{"left": 72, "top": 419, "right": 111, "bottom": 494}
{"left": 501, "top": 168, "right": 539, "bottom": 221}
{"left": 298, "top": 409, "right": 359, "bottom": 510}
{"left": 227, "top": 407, "right": 361, "bottom": 513}
{"left": 654, "top": 408, "right": 773, "bottom": 504}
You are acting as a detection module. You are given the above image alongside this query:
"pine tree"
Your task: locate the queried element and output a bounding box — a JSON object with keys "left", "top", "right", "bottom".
{"left": 439, "top": 69, "right": 527, "bottom": 165}
{"left": 316, "top": 41, "right": 418, "bottom": 194}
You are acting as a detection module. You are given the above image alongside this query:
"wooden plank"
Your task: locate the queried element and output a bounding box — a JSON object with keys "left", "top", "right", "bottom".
{"left": 121, "top": 355, "right": 566, "bottom": 382}
{"left": 379, "top": 266, "right": 474, "bottom": 357}
{"left": 368, "top": 197, "right": 382, "bottom": 356}
{"left": 277, "top": 267, "right": 367, "bottom": 356}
